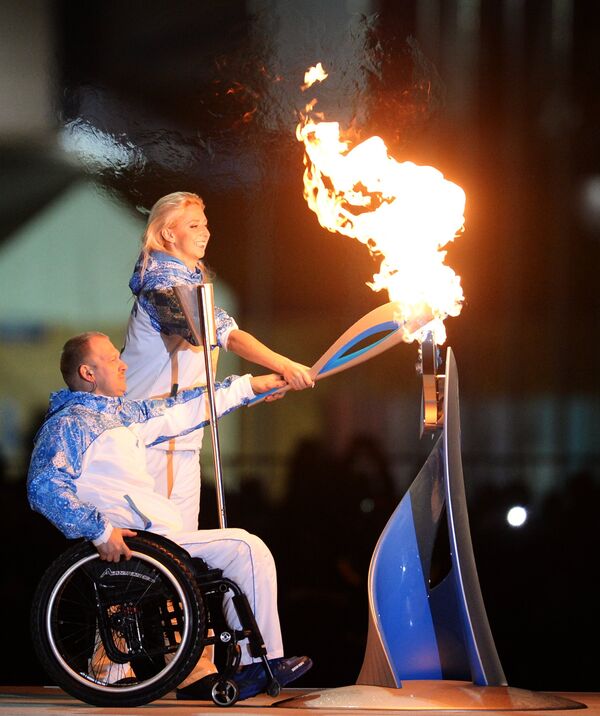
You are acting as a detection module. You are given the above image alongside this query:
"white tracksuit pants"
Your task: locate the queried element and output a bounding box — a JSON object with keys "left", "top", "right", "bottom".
{"left": 171, "top": 527, "right": 284, "bottom": 666}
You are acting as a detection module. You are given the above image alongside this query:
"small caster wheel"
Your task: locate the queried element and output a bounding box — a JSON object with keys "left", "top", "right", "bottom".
{"left": 267, "top": 679, "right": 281, "bottom": 697}
{"left": 211, "top": 679, "right": 239, "bottom": 707}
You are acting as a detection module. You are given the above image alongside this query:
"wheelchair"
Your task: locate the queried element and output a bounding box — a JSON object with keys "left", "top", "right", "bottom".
{"left": 30, "top": 531, "right": 281, "bottom": 707}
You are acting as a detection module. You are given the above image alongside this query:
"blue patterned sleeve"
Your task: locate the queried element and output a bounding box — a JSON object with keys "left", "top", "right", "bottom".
{"left": 123, "top": 376, "right": 253, "bottom": 448}
{"left": 27, "top": 419, "right": 109, "bottom": 541}
{"left": 215, "top": 305, "right": 237, "bottom": 348}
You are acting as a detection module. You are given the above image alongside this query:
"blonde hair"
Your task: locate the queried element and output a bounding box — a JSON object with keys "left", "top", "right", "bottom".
{"left": 139, "top": 191, "right": 206, "bottom": 276}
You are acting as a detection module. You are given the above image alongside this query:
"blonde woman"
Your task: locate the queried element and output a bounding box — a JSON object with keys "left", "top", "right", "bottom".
{"left": 122, "top": 192, "right": 313, "bottom": 530}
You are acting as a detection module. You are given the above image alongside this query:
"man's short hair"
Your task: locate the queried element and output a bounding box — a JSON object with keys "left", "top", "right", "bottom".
{"left": 60, "top": 332, "right": 107, "bottom": 390}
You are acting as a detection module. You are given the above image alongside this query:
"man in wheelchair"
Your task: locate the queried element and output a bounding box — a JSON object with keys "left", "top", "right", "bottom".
{"left": 27, "top": 331, "right": 312, "bottom": 702}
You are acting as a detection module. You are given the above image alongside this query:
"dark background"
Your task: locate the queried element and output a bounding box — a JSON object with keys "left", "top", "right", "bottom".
{"left": 1, "top": 0, "right": 598, "bottom": 693}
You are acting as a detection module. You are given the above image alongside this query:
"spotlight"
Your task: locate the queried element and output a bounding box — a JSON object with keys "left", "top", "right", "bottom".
{"left": 506, "top": 505, "right": 527, "bottom": 527}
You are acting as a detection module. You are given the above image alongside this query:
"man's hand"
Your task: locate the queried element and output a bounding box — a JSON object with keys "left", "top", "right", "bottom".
{"left": 250, "top": 374, "right": 288, "bottom": 402}
{"left": 96, "top": 528, "right": 137, "bottom": 562}
{"left": 279, "top": 360, "right": 314, "bottom": 391}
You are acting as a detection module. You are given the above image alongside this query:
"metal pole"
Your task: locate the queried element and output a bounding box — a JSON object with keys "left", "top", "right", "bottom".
{"left": 198, "top": 283, "right": 228, "bottom": 529}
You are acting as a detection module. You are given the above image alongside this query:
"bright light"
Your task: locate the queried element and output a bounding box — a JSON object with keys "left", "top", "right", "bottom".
{"left": 60, "top": 119, "right": 145, "bottom": 170}
{"left": 506, "top": 505, "right": 528, "bottom": 527}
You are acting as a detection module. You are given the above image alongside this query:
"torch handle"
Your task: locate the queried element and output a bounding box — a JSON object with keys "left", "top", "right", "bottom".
{"left": 198, "top": 284, "right": 228, "bottom": 529}
{"left": 248, "top": 303, "right": 434, "bottom": 406}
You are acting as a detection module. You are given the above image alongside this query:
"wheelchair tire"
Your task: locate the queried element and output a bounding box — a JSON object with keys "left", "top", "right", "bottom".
{"left": 31, "top": 534, "right": 206, "bottom": 707}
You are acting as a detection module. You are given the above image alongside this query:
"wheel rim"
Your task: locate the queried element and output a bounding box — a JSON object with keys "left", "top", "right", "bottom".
{"left": 45, "top": 550, "right": 193, "bottom": 693}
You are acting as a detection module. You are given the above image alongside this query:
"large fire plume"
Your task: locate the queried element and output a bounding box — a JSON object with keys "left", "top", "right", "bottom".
{"left": 296, "top": 63, "right": 466, "bottom": 344}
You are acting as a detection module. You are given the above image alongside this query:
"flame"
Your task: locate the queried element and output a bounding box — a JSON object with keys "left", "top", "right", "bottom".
{"left": 296, "top": 64, "right": 466, "bottom": 344}
{"left": 302, "top": 62, "right": 328, "bottom": 91}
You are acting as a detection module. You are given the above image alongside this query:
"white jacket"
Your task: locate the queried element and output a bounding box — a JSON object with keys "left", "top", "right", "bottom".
{"left": 27, "top": 376, "right": 254, "bottom": 544}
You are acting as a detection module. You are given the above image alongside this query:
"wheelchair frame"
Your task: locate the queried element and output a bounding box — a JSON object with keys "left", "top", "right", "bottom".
{"left": 30, "top": 531, "right": 280, "bottom": 707}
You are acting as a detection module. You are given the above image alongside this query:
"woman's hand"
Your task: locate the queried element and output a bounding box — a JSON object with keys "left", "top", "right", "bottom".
{"left": 279, "top": 360, "right": 314, "bottom": 390}
{"left": 227, "top": 330, "right": 314, "bottom": 391}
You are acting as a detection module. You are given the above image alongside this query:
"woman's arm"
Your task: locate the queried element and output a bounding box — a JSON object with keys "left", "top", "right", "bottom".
{"left": 227, "top": 329, "right": 314, "bottom": 391}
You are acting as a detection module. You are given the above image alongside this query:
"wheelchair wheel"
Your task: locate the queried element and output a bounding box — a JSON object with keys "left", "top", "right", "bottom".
{"left": 267, "top": 679, "right": 281, "bottom": 697}
{"left": 31, "top": 534, "right": 206, "bottom": 707}
{"left": 211, "top": 678, "right": 239, "bottom": 707}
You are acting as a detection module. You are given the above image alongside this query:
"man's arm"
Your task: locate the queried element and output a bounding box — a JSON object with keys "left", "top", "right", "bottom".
{"left": 28, "top": 428, "right": 137, "bottom": 561}
{"left": 226, "top": 329, "right": 314, "bottom": 391}
{"left": 27, "top": 419, "right": 137, "bottom": 561}
{"left": 27, "top": 421, "right": 109, "bottom": 541}
{"left": 137, "top": 373, "right": 286, "bottom": 448}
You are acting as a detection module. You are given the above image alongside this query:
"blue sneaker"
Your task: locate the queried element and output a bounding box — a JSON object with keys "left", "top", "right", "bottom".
{"left": 235, "top": 655, "right": 313, "bottom": 699}
{"left": 272, "top": 655, "right": 313, "bottom": 686}
{"left": 176, "top": 656, "right": 313, "bottom": 702}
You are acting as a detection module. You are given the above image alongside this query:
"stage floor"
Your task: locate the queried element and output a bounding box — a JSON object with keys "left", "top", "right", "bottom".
{"left": 0, "top": 686, "right": 598, "bottom": 716}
